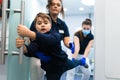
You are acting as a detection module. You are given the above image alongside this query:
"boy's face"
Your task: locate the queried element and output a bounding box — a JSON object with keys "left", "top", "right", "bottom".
{"left": 35, "top": 17, "right": 51, "bottom": 33}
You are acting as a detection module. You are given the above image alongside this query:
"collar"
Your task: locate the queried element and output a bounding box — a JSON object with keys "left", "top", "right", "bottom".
{"left": 48, "top": 14, "right": 61, "bottom": 25}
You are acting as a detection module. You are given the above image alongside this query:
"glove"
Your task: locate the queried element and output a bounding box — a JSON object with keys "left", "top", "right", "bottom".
{"left": 35, "top": 52, "right": 51, "bottom": 62}
{"left": 72, "top": 58, "right": 75, "bottom": 61}
{"left": 69, "top": 42, "right": 75, "bottom": 54}
{"left": 79, "top": 57, "right": 86, "bottom": 66}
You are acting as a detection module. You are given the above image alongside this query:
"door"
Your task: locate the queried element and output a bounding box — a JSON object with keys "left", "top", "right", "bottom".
{"left": 95, "top": 0, "right": 120, "bottom": 80}
{"left": 0, "top": 0, "right": 30, "bottom": 80}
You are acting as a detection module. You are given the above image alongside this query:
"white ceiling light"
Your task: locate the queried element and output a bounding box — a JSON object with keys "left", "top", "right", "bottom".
{"left": 81, "top": 0, "right": 95, "bottom": 6}
{"left": 79, "top": 7, "right": 84, "bottom": 11}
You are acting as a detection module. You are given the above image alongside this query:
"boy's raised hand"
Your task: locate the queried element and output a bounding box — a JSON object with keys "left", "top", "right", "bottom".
{"left": 17, "top": 24, "right": 31, "bottom": 37}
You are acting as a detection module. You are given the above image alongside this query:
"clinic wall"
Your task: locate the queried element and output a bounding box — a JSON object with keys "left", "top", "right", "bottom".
{"left": 95, "top": 0, "right": 120, "bottom": 80}
{"left": 94, "top": 0, "right": 106, "bottom": 79}
{"left": 25, "top": 0, "right": 46, "bottom": 27}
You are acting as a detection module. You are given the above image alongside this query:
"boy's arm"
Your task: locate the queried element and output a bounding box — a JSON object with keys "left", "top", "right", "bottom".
{"left": 17, "top": 25, "right": 61, "bottom": 46}
{"left": 35, "top": 32, "right": 61, "bottom": 46}
{"left": 24, "top": 42, "right": 39, "bottom": 57}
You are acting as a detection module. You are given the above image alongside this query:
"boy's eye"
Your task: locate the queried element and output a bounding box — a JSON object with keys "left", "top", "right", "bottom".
{"left": 44, "top": 21, "right": 48, "bottom": 24}
{"left": 37, "top": 22, "right": 42, "bottom": 25}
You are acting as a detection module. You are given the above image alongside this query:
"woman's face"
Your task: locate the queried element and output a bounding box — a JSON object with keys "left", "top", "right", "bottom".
{"left": 49, "top": 0, "right": 62, "bottom": 15}
{"left": 82, "top": 24, "right": 91, "bottom": 30}
{"left": 82, "top": 24, "right": 91, "bottom": 35}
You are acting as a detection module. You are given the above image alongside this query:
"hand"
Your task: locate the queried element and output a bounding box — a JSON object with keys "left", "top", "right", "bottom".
{"left": 69, "top": 42, "right": 75, "bottom": 54}
{"left": 79, "top": 57, "right": 86, "bottom": 66}
{"left": 35, "top": 52, "right": 51, "bottom": 62}
{"left": 17, "top": 24, "right": 31, "bottom": 37}
{"left": 16, "top": 37, "right": 25, "bottom": 48}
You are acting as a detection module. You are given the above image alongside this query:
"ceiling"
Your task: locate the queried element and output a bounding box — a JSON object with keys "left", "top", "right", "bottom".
{"left": 63, "top": 0, "right": 94, "bottom": 15}
{"left": 40, "top": 0, "right": 94, "bottom": 16}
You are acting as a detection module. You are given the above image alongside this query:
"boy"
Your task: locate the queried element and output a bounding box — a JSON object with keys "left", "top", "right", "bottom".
{"left": 16, "top": 12, "right": 88, "bottom": 80}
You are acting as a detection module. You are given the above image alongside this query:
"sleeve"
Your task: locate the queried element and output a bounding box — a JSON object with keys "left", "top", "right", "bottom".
{"left": 87, "top": 33, "right": 94, "bottom": 40}
{"left": 62, "top": 21, "right": 70, "bottom": 37}
{"left": 35, "top": 32, "right": 62, "bottom": 46}
{"left": 74, "top": 32, "right": 80, "bottom": 39}
{"left": 24, "top": 42, "right": 39, "bottom": 57}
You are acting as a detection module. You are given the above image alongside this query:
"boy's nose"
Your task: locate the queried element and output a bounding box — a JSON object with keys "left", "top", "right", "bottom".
{"left": 41, "top": 26, "right": 45, "bottom": 27}
{"left": 41, "top": 23, "right": 45, "bottom": 27}
{"left": 41, "top": 24, "right": 45, "bottom": 27}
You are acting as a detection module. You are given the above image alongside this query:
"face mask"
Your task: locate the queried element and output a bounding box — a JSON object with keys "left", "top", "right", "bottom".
{"left": 82, "top": 29, "right": 90, "bottom": 35}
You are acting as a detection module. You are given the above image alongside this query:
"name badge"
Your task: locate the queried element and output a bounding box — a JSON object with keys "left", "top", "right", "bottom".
{"left": 59, "top": 30, "right": 64, "bottom": 34}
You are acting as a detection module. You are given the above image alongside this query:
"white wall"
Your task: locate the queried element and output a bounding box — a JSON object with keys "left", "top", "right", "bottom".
{"left": 25, "top": 0, "right": 47, "bottom": 27}
{"left": 95, "top": 0, "right": 120, "bottom": 80}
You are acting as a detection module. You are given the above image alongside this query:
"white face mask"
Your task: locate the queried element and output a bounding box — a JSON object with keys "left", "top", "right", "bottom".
{"left": 82, "top": 29, "right": 90, "bottom": 35}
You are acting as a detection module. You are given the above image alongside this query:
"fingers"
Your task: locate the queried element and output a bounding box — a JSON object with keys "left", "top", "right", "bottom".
{"left": 17, "top": 25, "right": 22, "bottom": 36}
{"left": 17, "top": 24, "right": 29, "bottom": 37}
{"left": 16, "top": 24, "right": 26, "bottom": 48}
{"left": 17, "top": 24, "right": 24, "bottom": 35}
{"left": 16, "top": 37, "right": 25, "bottom": 48}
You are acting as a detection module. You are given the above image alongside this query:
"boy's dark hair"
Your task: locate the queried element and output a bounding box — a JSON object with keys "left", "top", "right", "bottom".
{"left": 34, "top": 12, "right": 52, "bottom": 24}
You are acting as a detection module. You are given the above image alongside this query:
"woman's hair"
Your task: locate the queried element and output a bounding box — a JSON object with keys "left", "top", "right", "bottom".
{"left": 82, "top": 18, "right": 92, "bottom": 27}
{"left": 34, "top": 12, "right": 52, "bottom": 24}
{"left": 46, "top": 0, "right": 65, "bottom": 18}
{"left": 75, "top": 30, "right": 83, "bottom": 41}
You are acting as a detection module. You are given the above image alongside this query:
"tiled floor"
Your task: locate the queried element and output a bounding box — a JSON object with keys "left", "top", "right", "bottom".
{"left": 0, "top": 65, "right": 7, "bottom": 80}
{"left": 61, "top": 72, "right": 93, "bottom": 80}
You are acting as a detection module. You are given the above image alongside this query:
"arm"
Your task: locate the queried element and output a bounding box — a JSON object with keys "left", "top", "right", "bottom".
{"left": 35, "top": 32, "right": 61, "bottom": 46}
{"left": 17, "top": 24, "right": 36, "bottom": 40}
{"left": 72, "top": 36, "right": 80, "bottom": 59}
{"left": 63, "top": 36, "right": 70, "bottom": 48}
{"left": 83, "top": 40, "right": 94, "bottom": 58}
{"left": 17, "top": 24, "right": 61, "bottom": 46}
{"left": 16, "top": 37, "right": 40, "bottom": 56}
{"left": 16, "top": 37, "right": 38, "bottom": 57}
{"left": 62, "top": 21, "right": 71, "bottom": 48}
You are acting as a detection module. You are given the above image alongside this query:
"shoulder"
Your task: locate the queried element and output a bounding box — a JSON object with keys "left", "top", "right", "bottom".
{"left": 74, "top": 30, "right": 81, "bottom": 36}
{"left": 58, "top": 18, "right": 67, "bottom": 26}
{"left": 58, "top": 18, "right": 64, "bottom": 23}
{"left": 50, "top": 31, "right": 62, "bottom": 38}
{"left": 50, "top": 32, "right": 62, "bottom": 41}
{"left": 87, "top": 33, "right": 94, "bottom": 40}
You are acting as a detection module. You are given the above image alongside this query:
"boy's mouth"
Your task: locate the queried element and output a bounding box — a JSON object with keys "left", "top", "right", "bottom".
{"left": 40, "top": 29, "right": 46, "bottom": 32}
{"left": 41, "top": 28, "right": 46, "bottom": 31}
